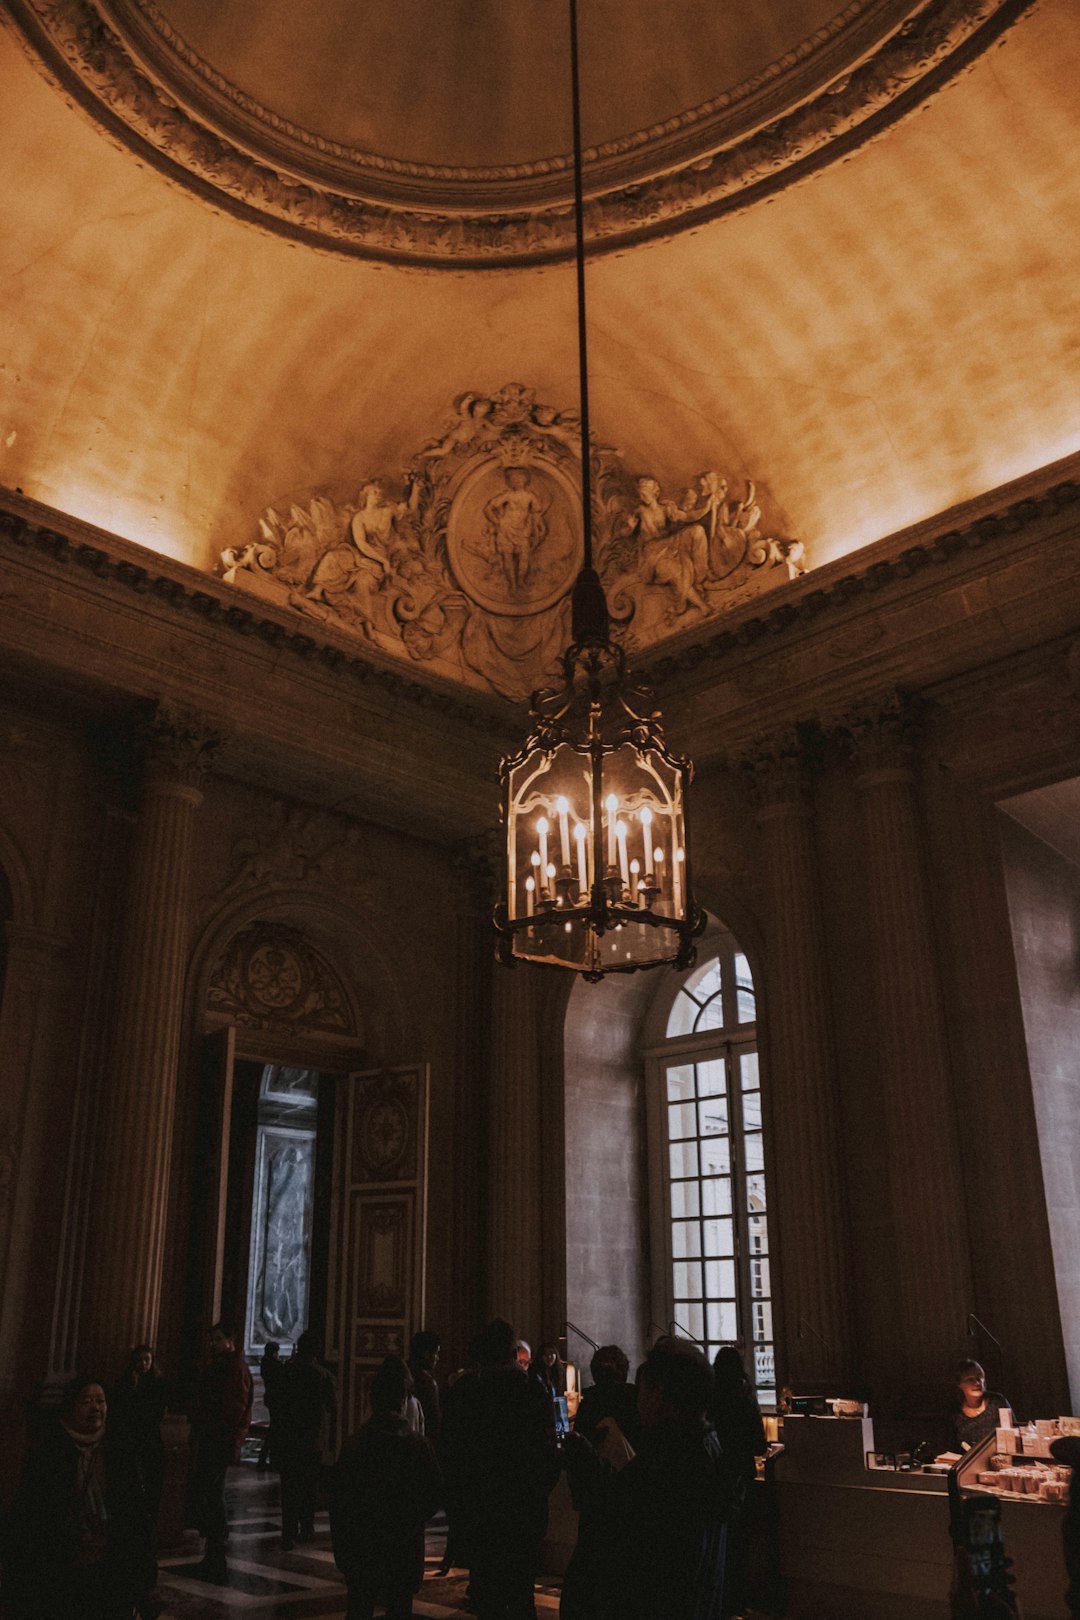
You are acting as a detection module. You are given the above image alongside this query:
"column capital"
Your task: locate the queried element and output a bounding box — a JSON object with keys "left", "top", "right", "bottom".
{"left": 739, "top": 731, "right": 816, "bottom": 820}
{"left": 840, "top": 692, "right": 923, "bottom": 785}
{"left": 137, "top": 701, "right": 220, "bottom": 797}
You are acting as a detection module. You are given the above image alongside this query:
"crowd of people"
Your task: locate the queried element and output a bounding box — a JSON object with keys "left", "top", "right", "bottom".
{"left": 0, "top": 1321, "right": 766, "bottom": 1620}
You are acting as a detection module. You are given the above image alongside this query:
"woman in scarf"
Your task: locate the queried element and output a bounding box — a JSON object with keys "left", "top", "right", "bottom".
{"left": 2, "top": 1374, "right": 156, "bottom": 1619}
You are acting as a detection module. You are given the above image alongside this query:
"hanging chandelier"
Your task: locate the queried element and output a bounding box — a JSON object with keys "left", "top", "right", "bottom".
{"left": 494, "top": 0, "right": 703, "bottom": 982}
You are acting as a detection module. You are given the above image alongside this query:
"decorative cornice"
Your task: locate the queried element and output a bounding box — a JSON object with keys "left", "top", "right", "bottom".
{"left": 0, "top": 493, "right": 511, "bottom": 738}
{"left": 644, "top": 477, "right": 1080, "bottom": 688}
{"left": 4, "top": 0, "right": 1039, "bottom": 267}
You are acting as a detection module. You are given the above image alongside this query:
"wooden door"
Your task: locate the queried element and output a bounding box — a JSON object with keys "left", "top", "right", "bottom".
{"left": 326, "top": 1064, "right": 429, "bottom": 1438}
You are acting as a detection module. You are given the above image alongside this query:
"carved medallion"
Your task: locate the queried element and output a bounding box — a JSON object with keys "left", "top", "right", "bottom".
{"left": 219, "top": 383, "right": 805, "bottom": 701}
{"left": 446, "top": 459, "right": 582, "bottom": 619}
{"left": 359, "top": 1098, "right": 409, "bottom": 1176}
{"left": 208, "top": 923, "right": 353, "bottom": 1033}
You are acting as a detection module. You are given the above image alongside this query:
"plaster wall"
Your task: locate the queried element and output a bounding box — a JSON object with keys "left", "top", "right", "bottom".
{"left": 1000, "top": 814, "right": 1080, "bottom": 1409}
{"left": 563, "top": 971, "right": 651, "bottom": 1374}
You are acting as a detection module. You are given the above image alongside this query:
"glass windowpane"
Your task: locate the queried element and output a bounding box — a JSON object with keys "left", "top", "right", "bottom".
{"left": 698, "top": 1098, "right": 728, "bottom": 1137}
{"left": 702, "top": 1217, "right": 734, "bottom": 1257}
{"left": 701, "top": 1138, "right": 730, "bottom": 1176}
{"left": 671, "top": 1180, "right": 700, "bottom": 1219}
{"left": 745, "top": 1172, "right": 766, "bottom": 1212}
{"left": 694, "top": 995, "right": 724, "bottom": 1033}
{"left": 750, "top": 1256, "right": 771, "bottom": 1297}
{"left": 744, "top": 1133, "right": 765, "bottom": 1172}
{"left": 672, "top": 1221, "right": 701, "bottom": 1259}
{"left": 751, "top": 1301, "right": 774, "bottom": 1343}
{"left": 739, "top": 1051, "right": 759, "bottom": 1091}
{"left": 684, "top": 957, "right": 722, "bottom": 1002}
{"left": 696, "top": 1058, "right": 726, "bottom": 1097}
{"left": 755, "top": 1344, "right": 775, "bottom": 1390}
{"left": 701, "top": 1178, "right": 732, "bottom": 1217}
{"left": 673, "top": 1261, "right": 703, "bottom": 1300}
{"left": 666, "top": 993, "right": 698, "bottom": 1039}
{"left": 705, "top": 1259, "right": 736, "bottom": 1298}
{"left": 747, "top": 1213, "right": 768, "bottom": 1252}
{"left": 734, "top": 953, "right": 756, "bottom": 1024}
{"left": 707, "top": 1301, "right": 738, "bottom": 1342}
{"left": 667, "top": 1101, "right": 696, "bottom": 1140}
{"left": 666, "top": 1064, "right": 695, "bottom": 1103}
{"left": 673, "top": 1304, "right": 705, "bottom": 1343}
{"left": 670, "top": 1140, "right": 699, "bottom": 1179}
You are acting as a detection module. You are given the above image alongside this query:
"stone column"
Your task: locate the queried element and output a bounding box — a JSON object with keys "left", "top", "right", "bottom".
{"left": 743, "top": 737, "right": 852, "bottom": 1389}
{"left": 0, "top": 924, "right": 69, "bottom": 1390}
{"left": 845, "top": 698, "right": 971, "bottom": 1400}
{"left": 81, "top": 706, "right": 216, "bottom": 1371}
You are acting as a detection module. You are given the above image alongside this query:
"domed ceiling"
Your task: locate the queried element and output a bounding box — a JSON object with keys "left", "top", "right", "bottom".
{"left": 6, "top": 0, "right": 1038, "bottom": 263}
{"left": 1, "top": 0, "right": 1078, "bottom": 705}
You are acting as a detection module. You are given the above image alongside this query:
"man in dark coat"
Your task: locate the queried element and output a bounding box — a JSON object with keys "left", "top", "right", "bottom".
{"left": 189, "top": 1320, "right": 252, "bottom": 1583}
{"left": 562, "top": 1337, "right": 732, "bottom": 1620}
{"left": 331, "top": 1356, "right": 441, "bottom": 1620}
{"left": 275, "top": 1329, "right": 338, "bottom": 1548}
{"left": 443, "top": 1317, "right": 559, "bottom": 1620}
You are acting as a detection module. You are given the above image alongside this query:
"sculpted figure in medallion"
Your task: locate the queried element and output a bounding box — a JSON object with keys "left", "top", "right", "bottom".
{"left": 483, "top": 466, "right": 548, "bottom": 590}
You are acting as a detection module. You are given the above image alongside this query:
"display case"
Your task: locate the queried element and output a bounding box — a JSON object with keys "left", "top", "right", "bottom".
{"left": 954, "top": 1419, "right": 1073, "bottom": 1506}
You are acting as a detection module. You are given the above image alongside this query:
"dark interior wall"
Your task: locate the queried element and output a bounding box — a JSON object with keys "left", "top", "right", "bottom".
{"left": 999, "top": 813, "right": 1080, "bottom": 1409}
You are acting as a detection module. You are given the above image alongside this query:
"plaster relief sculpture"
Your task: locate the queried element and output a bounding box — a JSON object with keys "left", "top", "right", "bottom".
{"left": 220, "top": 383, "right": 805, "bottom": 700}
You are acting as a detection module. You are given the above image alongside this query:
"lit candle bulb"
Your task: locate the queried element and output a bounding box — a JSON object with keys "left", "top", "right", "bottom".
{"left": 605, "top": 793, "right": 618, "bottom": 869}
{"left": 574, "top": 821, "right": 588, "bottom": 897}
{"left": 641, "top": 806, "right": 654, "bottom": 882}
{"left": 630, "top": 857, "right": 641, "bottom": 906}
{"left": 674, "top": 845, "right": 684, "bottom": 913}
{"left": 525, "top": 874, "right": 535, "bottom": 917}
{"left": 556, "top": 795, "right": 571, "bottom": 868}
{"left": 537, "top": 815, "right": 549, "bottom": 877}
{"left": 616, "top": 820, "right": 629, "bottom": 890}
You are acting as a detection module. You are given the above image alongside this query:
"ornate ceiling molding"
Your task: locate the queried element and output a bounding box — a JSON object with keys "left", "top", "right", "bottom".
{"left": 5, "top": 0, "right": 1038, "bottom": 267}
{"left": 216, "top": 382, "right": 804, "bottom": 703}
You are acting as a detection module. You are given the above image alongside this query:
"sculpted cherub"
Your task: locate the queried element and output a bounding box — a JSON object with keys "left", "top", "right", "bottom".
{"left": 418, "top": 393, "right": 496, "bottom": 461}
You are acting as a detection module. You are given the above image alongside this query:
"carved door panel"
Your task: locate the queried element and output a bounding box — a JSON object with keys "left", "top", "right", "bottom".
{"left": 327, "top": 1064, "right": 429, "bottom": 1439}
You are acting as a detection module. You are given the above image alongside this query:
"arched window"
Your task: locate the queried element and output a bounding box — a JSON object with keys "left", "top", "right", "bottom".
{"left": 646, "top": 928, "right": 774, "bottom": 1401}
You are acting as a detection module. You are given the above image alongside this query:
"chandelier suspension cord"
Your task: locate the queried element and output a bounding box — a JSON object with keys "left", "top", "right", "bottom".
{"left": 568, "top": 0, "right": 594, "bottom": 577}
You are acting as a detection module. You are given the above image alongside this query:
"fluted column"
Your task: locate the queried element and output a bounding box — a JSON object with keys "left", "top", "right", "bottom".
{"left": 744, "top": 738, "right": 852, "bottom": 1388}
{"left": 845, "top": 698, "right": 971, "bottom": 1399}
{"left": 0, "top": 925, "right": 69, "bottom": 1392}
{"left": 81, "top": 706, "right": 216, "bottom": 1370}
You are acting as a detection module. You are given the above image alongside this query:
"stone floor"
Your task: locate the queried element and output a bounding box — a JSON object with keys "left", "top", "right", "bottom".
{"left": 154, "top": 1469, "right": 564, "bottom": 1619}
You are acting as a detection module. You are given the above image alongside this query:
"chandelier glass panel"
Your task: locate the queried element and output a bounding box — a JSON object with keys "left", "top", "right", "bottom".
{"left": 496, "top": 637, "right": 700, "bottom": 980}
